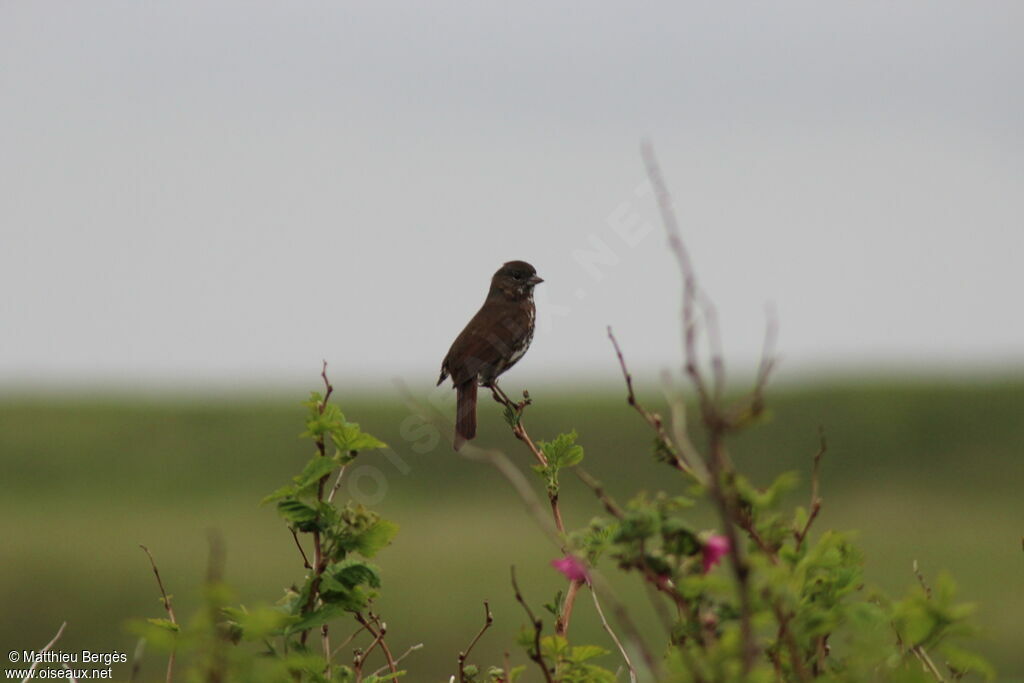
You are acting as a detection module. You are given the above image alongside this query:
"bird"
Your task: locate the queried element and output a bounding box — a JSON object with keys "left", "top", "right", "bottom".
{"left": 437, "top": 260, "right": 543, "bottom": 450}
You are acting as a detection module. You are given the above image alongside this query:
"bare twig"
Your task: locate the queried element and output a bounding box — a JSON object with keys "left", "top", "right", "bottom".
{"left": 326, "top": 464, "right": 348, "bottom": 504}
{"left": 290, "top": 529, "right": 311, "bottom": 570}
{"left": 590, "top": 585, "right": 637, "bottom": 683}
{"left": 458, "top": 601, "right": 494, "bottom": 682}
{"left": 353, "top": 627, "right": 385, "bottom": 683}
{"left": 607, "top": 327, "right": 697, "bottom": 478}
{"left": 369, "top": 643, "right": 423, "bottom": 679}
{"left": 140, "top": 545, "right": 177, "bottom": 683}
{"left": 912, "top": 560, "right": 933, "bottom": 599}
{"left": 659, "top": 372, "right": 706, "bottom": 472}
{"left": 20, "top": 622, "right": 67, "bottom": 683}
{"left": 641, "top": 141, "right": 759, "bottom": 672}
{"left": 574, "top": 467, "right": 625, "bottom": 519}
{"left": 329, "top": 624, "right": 368, "bottom": 660}
{"left": 511, "top": 566, "right": 554, "bottom": 683}
{"left": 355, "top": 612, "right": 398, "bottom": 679}
{"left": 698, "top": 293, "right": 727, "bottom": 405}
{"left": 794, "top": 431, "right": 827, "bottom": 550}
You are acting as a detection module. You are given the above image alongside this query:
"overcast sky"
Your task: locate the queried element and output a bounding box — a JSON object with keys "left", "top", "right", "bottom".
{"left": 2, "top": 2, "right": 1022, "bottom": 392}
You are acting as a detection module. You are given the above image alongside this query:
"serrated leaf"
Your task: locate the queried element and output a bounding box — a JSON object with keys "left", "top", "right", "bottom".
{"left": 283, "top": 603, "right": 350, "bottom": 635}
{"left": 570, "top": 645, "right": 609, "bottom": 662}
{"left": 353, "top": 519, "right": 399, "bottom": 558}
{"left": 332, "top": 422, "right": 387, "bottom": 452}
{"left": 294, "top": 454, "right": 339, "bottom": 488}
{"left": 539, "top": 431, "right": 584, "bottom": 469}
{"left": 277, "top": 499, "right": 320, "bottom": 531}
{"left": 261, "top": 483, "right": 299, "bottom": 505}
{"left": 539, "top": 634, "right": 569, "bottom": 658}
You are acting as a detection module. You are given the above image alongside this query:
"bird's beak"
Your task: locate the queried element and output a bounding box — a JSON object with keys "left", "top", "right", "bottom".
{"left": 529, "top": 275, "right": 544, "bottom": 285}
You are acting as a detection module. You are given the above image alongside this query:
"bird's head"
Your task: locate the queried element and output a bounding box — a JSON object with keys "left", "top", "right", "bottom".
{"left": 491, "top": 260, "right": 543, "bottom": 300}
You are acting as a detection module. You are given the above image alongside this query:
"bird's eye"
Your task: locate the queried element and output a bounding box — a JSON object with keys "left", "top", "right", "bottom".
{"left": 513, "top": 273, "right": 523, "bottom": 280}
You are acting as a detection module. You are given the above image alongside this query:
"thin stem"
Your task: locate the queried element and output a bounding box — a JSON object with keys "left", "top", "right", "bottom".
{"left": 591, "top": 586, "right": 638, "bottom": 683}
{"left": 794, "top": 432, "right": 827, "bottom": 551}
{"left": 356, "top": 612, "right": 398, "bottom": 679}
{"left": 140, "top": 545, "right": 177, "bottom": 683}
{"left": 458, "top": 601, "right": 494, "bottom": 682}
{"left": 511, "top": 566, "right": 554, "bottom": 683}
{"left": 20, "top": 622, "right": 67, "bottom": 683}
{"left": 607, "top": 327, "right": 697, "bottom": 478}
{"left": 369, "top": 643, "right": 423, "bottom": 679}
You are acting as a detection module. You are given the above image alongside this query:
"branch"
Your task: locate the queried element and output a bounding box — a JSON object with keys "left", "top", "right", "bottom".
{"left": 510, "top": 566, "right": 554, "bottom": 683}
{"left": 21, "top": 622, "right": 67, "bottom": 683}
{"left": 490, "top": 386, "right": 586, "bottom": 637}
{"left": 139, "top": 545, "right": 177, "bottom": 683}
{"left": 575, "top": 468, "right": 695, "bottom": 620}
{"left": 590, "top": 586, "right": 638, "bottom": 683}
{"left": 641, "top": 141, "right": 759, "bottom": 672}
{"left": 794, "top": 431, "right": 827, "bottom": 551}
{"left": 769, "top": 598, "right": 812, "bottom": 682}
{"left": 607, "top": 327, "right": 697, "bottom": 478}
{"left": 355, "top": 612, "right": 398, "bottom": 679}
{"left": 458, "top": 601, "right": 494, "bottom": 682}
{"left": 369, "top": 643, "right": 423, "bottom": 679}
{"left": 301, "top": 361, "right": 337, "bottom": 653}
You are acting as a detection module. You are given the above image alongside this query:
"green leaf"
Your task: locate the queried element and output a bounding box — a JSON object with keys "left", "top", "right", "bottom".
{"left": 352, "top": 519, "right": 399, "bottom": 558}
{"left": 939, "top": 644, "right": 996, "bottom": 680}
{"left": 331, "top": 421, "right": 387, "bottom": 452}
{"left": 569, "top": 645, "right": 608, "bottom": 662}
{"left": 503, "top": 404, "right": 519, "bottom": 427}
{"left": 539, "top": 634, "right": 569, "bottom": 659}
{"left": 222, "top": 606, "right": 296, "bottom": 640}
{"left": 539, "top": 431, "right": 584, "bottom": 469}
{"left": 261, "top": 483, "right": 298, "bottom": 505}
{"left": 145, "top": 617, "right": 179, "bottom": 633}
{"left": 284, "top": 603, "right": 350, "bottom": 635}
{"left": 294, "top": 453, "right": 339, "bottom": 488}
{"left": 325, "top": 558, "right": 381, "bottom": 589}
{"left": 317, "top": 558, "right": 382, "bottom": 610}
{"left": 277, "top": 499, "right": 320, "bottom": 532}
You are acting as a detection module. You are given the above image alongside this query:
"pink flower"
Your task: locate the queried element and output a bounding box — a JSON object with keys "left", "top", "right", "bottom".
{"left": 702, "top": 535, "right": 731, "bottom": 573}
{"left": 551, "top": 555, "right": 590, "bottom": 583}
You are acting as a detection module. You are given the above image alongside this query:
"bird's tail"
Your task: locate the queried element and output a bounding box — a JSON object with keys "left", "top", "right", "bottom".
{"left": 454, "top": 380, "right": 477, "bottom": 451}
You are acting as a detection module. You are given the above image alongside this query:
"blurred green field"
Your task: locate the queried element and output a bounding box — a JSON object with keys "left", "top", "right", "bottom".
{"left": 1, "top": 380, "right": 1022, "bottom": 681}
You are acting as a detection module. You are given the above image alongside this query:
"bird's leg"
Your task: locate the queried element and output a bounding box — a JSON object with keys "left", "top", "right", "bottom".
{"left": 486, "top": 381, "right": 515, "bottom": 409}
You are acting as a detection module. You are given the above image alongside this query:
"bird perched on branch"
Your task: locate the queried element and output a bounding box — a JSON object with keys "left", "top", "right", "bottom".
{"left": 437, "top": 260, "right": 543, "bottom": 450}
